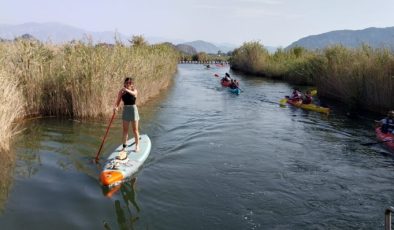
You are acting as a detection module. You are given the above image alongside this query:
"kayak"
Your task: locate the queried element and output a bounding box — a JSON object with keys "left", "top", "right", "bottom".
{"left": 100, "top": 134, "right": 151, "bottom": 187}
{"left": 375, "top": 127, "right": 394, "bottom": 151}
{"left": 283, "top": 98, "right": 329, "bottom": 114}
{"left": 229, "top": 88, "right": 241, "bottom": 95}
{"left": 221, "top": 79, "right": 231, "bottom": 87}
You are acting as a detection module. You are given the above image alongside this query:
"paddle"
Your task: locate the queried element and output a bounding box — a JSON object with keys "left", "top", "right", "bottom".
{"left": 279, "top": 98, "right": 287, "bottom": 106}
{"left": 94, "top": 111, "right": 116, "bottom": 163}
{"left": 311, "top": 90, "right": 317, "bottom": 96}
{"left": 215, "top": 73, "right": 232, "bottom": 79}
{"left": 361, "top": 139, "right": 393, "bottom": 146}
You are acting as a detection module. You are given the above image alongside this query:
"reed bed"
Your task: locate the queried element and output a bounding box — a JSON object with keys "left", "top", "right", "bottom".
{"left": 0, "top": 70, "right": 23, "bottom": 151}
{"left": 0, "top": 70, "right": 23, "bottom": 212}
{"left": 0, "top": 39, "right": 179, "bottom": 119}
{"left": 230, "top": 42, "right": 394, "bottom": 113}
{"left": 317, "top": 45, "right": 394, "bottom": 112}
{"left": 0, "top": 38, "right": 179, "bottom": 163}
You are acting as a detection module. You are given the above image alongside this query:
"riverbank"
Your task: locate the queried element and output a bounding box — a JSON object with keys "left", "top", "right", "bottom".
{"left": 230, "top": 41, "right": 394, "bottom": 114}
{"left": 0, "top": 38, "right": 179, "bottom": 153}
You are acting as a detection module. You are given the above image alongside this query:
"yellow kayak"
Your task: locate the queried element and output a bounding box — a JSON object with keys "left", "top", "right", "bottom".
{"left": 280, "top": 98, "right": 330, "bottom": 114}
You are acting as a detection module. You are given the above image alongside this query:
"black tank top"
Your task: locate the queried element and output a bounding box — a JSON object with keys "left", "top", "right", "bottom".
{"left": 122, "top": 92, "right": 136, "bottom": 105}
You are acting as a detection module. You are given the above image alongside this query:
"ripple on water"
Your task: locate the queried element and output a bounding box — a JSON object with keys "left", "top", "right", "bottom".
{"left": 3, "top": 65, "right": 394, "bottom": 229}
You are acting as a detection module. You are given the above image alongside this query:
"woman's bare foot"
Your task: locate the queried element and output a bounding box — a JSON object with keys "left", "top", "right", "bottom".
{"left": 135, "top": 145, "right": 140, "bottom": 152}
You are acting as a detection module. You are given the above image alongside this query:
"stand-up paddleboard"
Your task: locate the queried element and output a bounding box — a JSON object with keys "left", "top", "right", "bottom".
{"left": 100, "top": 134, "right": 151, "bottom": 187}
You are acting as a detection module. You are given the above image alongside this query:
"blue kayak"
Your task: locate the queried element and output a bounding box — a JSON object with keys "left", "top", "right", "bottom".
{"left": 228, "top": 88, "right": 241, "bottom": 95}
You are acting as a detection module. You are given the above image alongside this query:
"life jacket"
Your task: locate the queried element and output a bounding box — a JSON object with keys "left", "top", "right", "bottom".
{"left": 381, "top": 118, "right": 394, "bottom": 133}
{"left": 229, "top": 82, "right": 238, "bottom": 89}
{"left": 291, "top": 91, "right": 301, "bottom": 100}
{"left": 303, "top": 95, "right": 312, "bottom": 104}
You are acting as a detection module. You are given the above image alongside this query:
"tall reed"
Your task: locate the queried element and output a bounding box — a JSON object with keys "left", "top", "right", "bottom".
{"left": 231, "top": 41, "right": 269, "bottom": 75}
{"left": 0, "top": 38, "right": 179, "bottom": 166}
{"left": 0, "top": 70, "right": 24, "bottom": 152}
{"left": 0, "top": 39, "right": 179, "bottom": 119}
{"left": 230, "top": 42, "right": 394, "bottom": 113}
{"left": 0, "top": 70, "right": 23, "bottom": 212}
{"left": 316, "top": 45, "right": 394, "bottom": 112}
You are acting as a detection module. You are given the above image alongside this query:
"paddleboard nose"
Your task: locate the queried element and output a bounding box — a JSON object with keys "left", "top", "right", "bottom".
{"left": 100, "top": 171, "right": 124, "bottom": 186}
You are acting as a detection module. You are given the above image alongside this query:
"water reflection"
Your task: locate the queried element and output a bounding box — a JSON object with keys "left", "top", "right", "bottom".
{"left": 0, "top": 151, "right": 15, "bottom": 213}
{"left": 102, "top": 178, "right": 140, "bottom": 230}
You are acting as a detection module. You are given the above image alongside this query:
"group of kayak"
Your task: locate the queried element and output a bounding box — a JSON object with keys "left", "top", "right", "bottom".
{"left": 217, "top": 74, "right": 393, "bottom": 152}
{"left": 205, "top": 63, "right": 227, "bottom": 69}
{"left": 281, "top": 89, "right": 393, "bottom": 151}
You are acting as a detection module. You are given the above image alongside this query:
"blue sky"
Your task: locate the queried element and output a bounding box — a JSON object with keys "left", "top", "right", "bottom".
{"left": 1, "top": 0, "right": 394, "bottom": 47}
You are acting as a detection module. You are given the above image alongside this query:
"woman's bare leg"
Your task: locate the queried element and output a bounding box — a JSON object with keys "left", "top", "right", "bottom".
{"left": 131, "top": 120, "right": 140, "bottom": 152}
{"left": 122, "top": 121, "right": 130, "bottom": 149}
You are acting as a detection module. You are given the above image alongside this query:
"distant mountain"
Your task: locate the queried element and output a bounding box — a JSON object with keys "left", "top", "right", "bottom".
{"left": 264, "top": 46, "right": 279, "bottom": 54}
{"left": 0, "top": 22, "right": 190, "bottom": 45}
{"left": 287, "top": 27, "right": 394, "bottom": 50}
{"left": 175, "top": 44, "right": 197, "bottom": 55}
{"left": 213, "top": 42, "right": 238, "bottom": 53}
{"left": 179, "top": 40, "right": 221, "bottom": 54}
{"left": 0, "top": 22, "right": 240, "bottom": 54}
{"left": 0, "top": 22, "right": 130, "bottom": 44}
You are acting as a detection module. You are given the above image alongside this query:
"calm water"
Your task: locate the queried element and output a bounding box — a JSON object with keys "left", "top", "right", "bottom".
{"left": 0, "top": 64, "right": 393, "bottom": 229}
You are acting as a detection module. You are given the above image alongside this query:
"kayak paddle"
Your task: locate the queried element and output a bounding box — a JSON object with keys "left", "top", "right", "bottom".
{"left": 310, "top": 89, "right": 317, "bottom": 96}
{"left": 279, "top": 98, "right": 287, "bottom": 106}
{"left": 361, "top": 139, "right": 393, "bottom": 146}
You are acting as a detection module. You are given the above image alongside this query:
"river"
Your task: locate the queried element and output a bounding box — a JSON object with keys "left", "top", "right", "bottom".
{"left": 0, "top": 64, "right": 393, "bottom": 229}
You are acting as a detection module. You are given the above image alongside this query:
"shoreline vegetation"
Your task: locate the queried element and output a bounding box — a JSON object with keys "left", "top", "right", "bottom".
{"left": 230, "top": 41, "right": 394, "bottom": 114}
{"left": 0, "top": 36, "right": 178, "bottom": 166}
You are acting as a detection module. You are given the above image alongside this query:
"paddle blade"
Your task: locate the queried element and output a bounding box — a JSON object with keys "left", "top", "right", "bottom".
{"left": 214, "top": 74, "right": 219, "bottom": 77}
{"left": 311, "top": 90, "right": 317, "bottom": 96}
{"left": 279, "top": 98, "right": 287, "bottom": 106}
{"left": 361, "top": 139, "right": 391, "bottom": 146}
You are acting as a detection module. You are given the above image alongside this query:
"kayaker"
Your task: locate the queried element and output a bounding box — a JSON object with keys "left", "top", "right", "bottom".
{"left": 114, "top": 77, "right": 140, "bottom": 152}
{"left": 302, "top": 90, "right": 312, "bottom": 104}
{"left": 290, "top": 88, "right": 302, "bottom": 102}
{"left": 234, "top": 79, "right": 240, "bottom": 87}
{"left": 229, "top": 79, "right": 239, "bottom": 89}
{"left": 376, "top": 110, "right": 394, "bottom": 134}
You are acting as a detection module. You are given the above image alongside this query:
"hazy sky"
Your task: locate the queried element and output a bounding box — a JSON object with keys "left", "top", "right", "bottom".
{"left": 1, "top": 0, "right": 394, "bottom": 46}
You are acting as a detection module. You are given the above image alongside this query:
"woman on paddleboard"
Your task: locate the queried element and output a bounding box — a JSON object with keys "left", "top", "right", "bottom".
{"left": 114, "top": 77, "right": 140, "bottom": 152}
